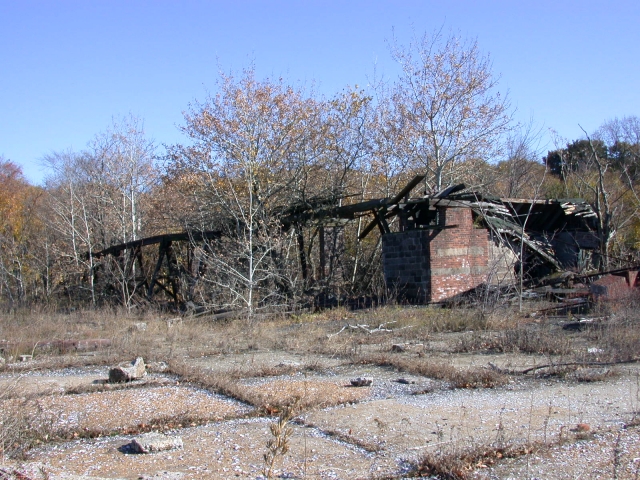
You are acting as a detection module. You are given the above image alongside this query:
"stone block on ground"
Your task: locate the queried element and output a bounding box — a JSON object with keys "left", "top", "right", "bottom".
{"left": 129, "top": 433, "right": 183, "bottom": 454}
{"left": 109, "top": 357, "right": 146, "bottom": 383}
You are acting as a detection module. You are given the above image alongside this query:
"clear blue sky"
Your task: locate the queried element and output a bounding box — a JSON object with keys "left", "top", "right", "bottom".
{"left": 1, "top": 0, "right": 638, "bottom": 185}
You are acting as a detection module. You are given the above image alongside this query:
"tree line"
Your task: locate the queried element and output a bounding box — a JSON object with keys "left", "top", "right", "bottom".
{"left": 1, "top": 30, "right": 639, "bottom": 313}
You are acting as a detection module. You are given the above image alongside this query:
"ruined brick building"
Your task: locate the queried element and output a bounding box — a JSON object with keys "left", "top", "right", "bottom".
{"left": 281, "top": 177, "right": 601, "bottom": 304}
{"left": 87, "top": 177, "right": 602, "bottom": 309}
{"left": 379, "top": 188, "right": 598, "bottom": 303}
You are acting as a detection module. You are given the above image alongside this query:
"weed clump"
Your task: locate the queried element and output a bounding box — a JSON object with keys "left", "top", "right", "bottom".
{"left": 455, "top": 324, "right": 571, "bottom": 355}
{"left": 411, "top": 443, "right": 538, "bottom": 479}
{"left": 357, "top": 353, "right": 508, "bottom": 389}
{"left": 263, "top": 398, "right": 299, "bottom": 479}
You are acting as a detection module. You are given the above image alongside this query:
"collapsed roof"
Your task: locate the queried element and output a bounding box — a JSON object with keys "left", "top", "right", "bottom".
{"left": 281, "top": 175, "right": 600, "bottom": 275}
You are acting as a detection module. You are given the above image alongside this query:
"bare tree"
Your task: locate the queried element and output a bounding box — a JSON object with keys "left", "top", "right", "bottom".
{"left": 43, "top": 116, "right": 156, "bottom": 307}
{"left": 386, "top": 28, "right": 512, "bottom": 192}
{"left": 88, "top": 116, "right": 157, "bottom": 308}
{"left": 545, "top": 121, "right": 640, "bottom": 270}
{"left": 492, "top": 119, "right": 548, "bottom": 198}
{"left": 43, "top": 150, "right": 101, "bottom": 304}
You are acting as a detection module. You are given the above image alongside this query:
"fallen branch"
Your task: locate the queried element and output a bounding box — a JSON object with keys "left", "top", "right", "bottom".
{"left": 327, "top": 321, "right": 414, "bottom": 337}
{"left": 487, "top": 357, "right": 639, "bottom": 375}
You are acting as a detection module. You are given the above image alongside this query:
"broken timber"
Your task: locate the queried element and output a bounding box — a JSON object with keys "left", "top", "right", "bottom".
{"left": 84, "top": 175, "right": 602, "bottom": 308}
{"left": 88, "top": 230, "right": 223, "bottom": 307}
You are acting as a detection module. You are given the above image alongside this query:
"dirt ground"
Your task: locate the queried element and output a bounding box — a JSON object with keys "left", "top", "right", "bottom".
{"left": 1, "top": 315, "right": 639, "bottom": 479}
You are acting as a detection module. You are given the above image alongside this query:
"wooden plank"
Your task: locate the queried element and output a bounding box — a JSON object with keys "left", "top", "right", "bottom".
{"left": 319, "top": 226, "right": 326, "bottom": 279}
{"left": 374, "top": 210, "right": 391, "bottom": 235}
{"left": 388, "top": 175, "right": 426, "bottom": 205}
{"left": 90, "top": 230, "right": 223, "bottom": 259}
{"left": 358, "top": 217, "right": 380, "bottom": 240}
{"left": 433, "top": 183, "right": 466, "bottom": 198}
{"left": 147, "top": 241, "right": 167, "bottom": 299}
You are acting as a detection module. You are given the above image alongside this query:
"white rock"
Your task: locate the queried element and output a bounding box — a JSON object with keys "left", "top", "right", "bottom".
{"left": 130, "top": 433, "right": 183, "bottom": 454}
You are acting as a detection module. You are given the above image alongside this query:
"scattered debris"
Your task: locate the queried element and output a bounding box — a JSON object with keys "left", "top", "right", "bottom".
{"left": 395, "top": 378, "right": 416, "bottom": 385}
{"left": 562, "top": 317, "right": 603, "bottom": 331}
{"left": 487, "top": 358, "right": 639, "bottom": 376}
{"left": 391, "top": 344, "right": 406, "bottom": 353}
{"left": 328, "top": 321, "right": 415, "bottom": 337}
{"left": 350, "top": 377, "right": 373, "bottom": 387}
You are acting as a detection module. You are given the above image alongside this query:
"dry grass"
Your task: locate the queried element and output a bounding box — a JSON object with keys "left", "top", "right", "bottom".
{"left": 586, "top": 319, "right": 640, "bottom": 363}
{"left": 403, "top": 442, "right": 542, "bottom": 480}
{"left": 0, "top": 389, "right": 60, "bottom": 459}
{"left": 454, "top": 323, "right": 571, "bottom": 356}
{"left": 0, "top": 307, "right": 160, "bottom": 361}
{"left": 166, "top": 359, "right": 365, "bottom": 412}
{"left": 243, "top": 378, "right": 369, "bottom": 411}
{"left": 1, "top": 298, "right": 638, "bottom": 471}
{"left": 356, "top": 353, "right": 508, "bottom": 389}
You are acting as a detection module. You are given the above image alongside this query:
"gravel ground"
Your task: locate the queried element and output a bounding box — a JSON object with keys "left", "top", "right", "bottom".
{"left": 15, "top": 385, "right": 251, "bottom": 431}
{"left": 471, "top": 426, "right": 640, "bottom": 479}
{"left": 1, "top": 357, "right": 639, "bottom": 479}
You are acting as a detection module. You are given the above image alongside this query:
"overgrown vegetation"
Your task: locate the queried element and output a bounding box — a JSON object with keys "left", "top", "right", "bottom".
{"left": 454, "top": 323, "right": 572, "bottom": 356}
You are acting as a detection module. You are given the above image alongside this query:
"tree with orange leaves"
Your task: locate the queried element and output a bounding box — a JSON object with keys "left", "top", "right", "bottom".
{"left": 0, "top": 158, "right": 44, "bottom": 306}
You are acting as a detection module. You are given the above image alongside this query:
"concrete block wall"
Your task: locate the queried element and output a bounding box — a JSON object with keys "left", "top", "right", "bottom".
{"left": 381, "top": 229, "right": 432, "bottom": 302}
{"left": 382, "top": 207, "right": 491, "bottom": 302}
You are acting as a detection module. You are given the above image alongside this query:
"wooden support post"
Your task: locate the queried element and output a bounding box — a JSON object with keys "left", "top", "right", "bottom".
{"left": 135, "top": 246, "right": 145, "bottom": 281}
{"left": 297, "top": 226, "right": 308, "bottom": 281}
{"left": 165, "top": 241, "right": 182, "bottom": 306}
{"left": 147, "top": 241, "right": 167, "bottom": 299}
{"left": 319, "top": 226, "right": 326, "bottom": 280}
{"left": 374, "top": 210, "right": 391, "bottom": 235}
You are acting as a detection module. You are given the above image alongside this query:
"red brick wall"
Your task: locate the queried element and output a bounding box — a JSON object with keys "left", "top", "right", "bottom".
{"left": 428, "top": 208, "right": 490, "bottom": 301}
